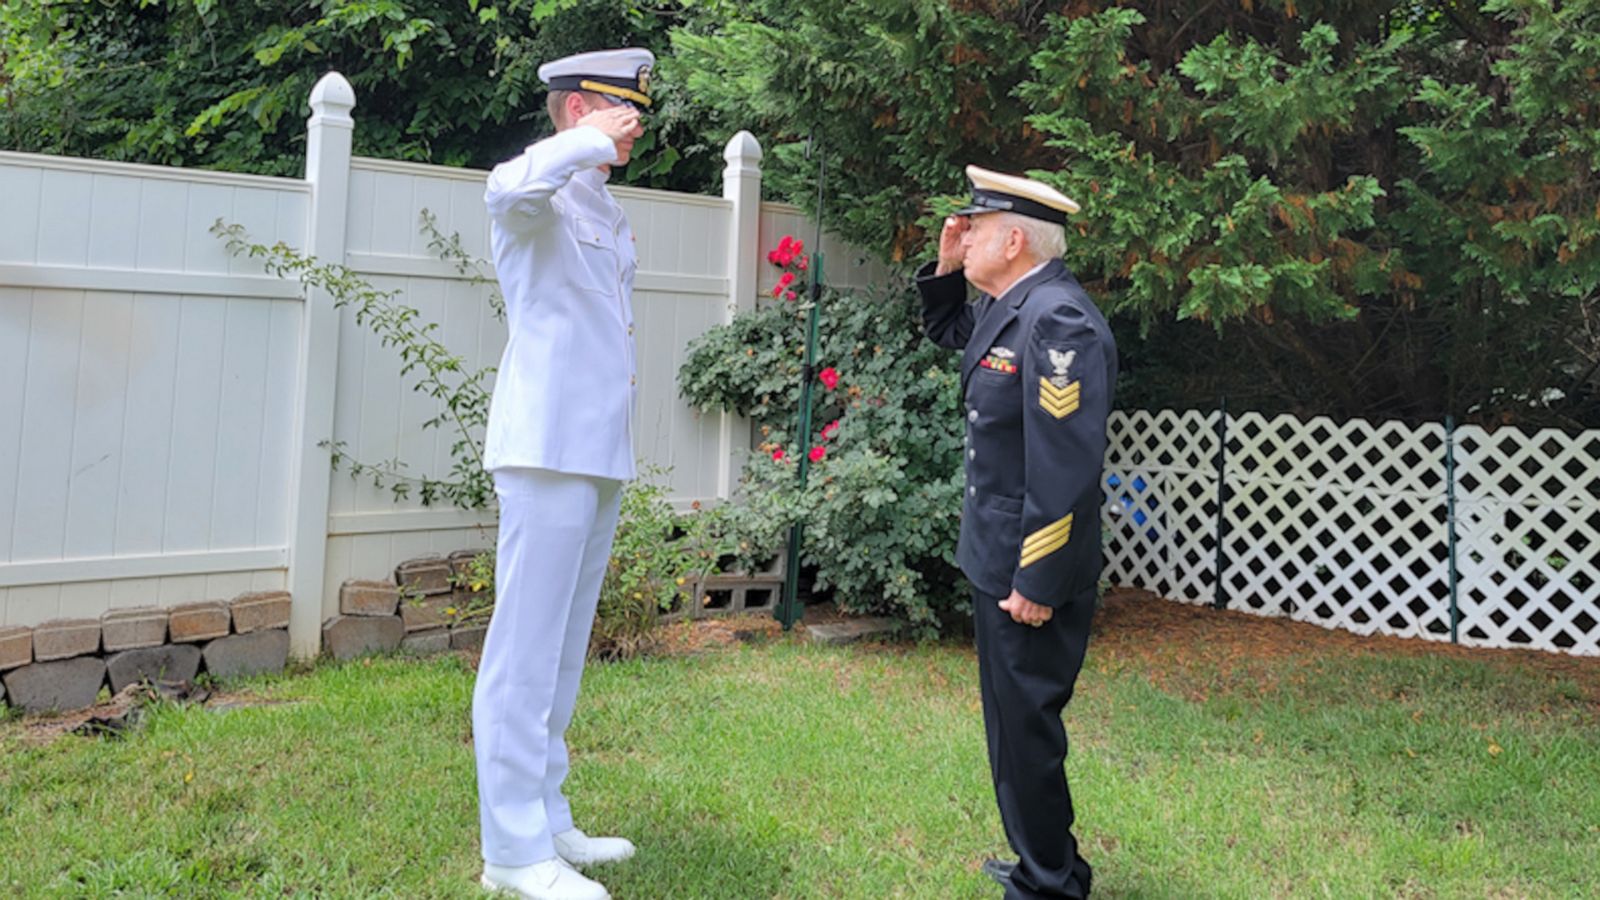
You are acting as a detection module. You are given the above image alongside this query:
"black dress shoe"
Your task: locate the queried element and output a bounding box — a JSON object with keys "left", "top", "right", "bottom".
{"left": 981, "top": 858, "right": 1018, "bottom": 886}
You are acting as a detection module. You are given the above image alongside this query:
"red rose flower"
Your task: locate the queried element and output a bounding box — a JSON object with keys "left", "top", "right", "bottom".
{"left": 770, "top": 236, "right": 797, "bottom": 268}
{"left": 820, "top": 419, "right": 840, "bottom": 441}
{"left": 772, "top": 447, "right": 785, "bottom": 461}
{"left": 779, "top": 271, "right": 796, "bottom": 287}
{"left": 808, "top": 445, "right": 826, "bottom": 463}
{"left": 785, "top": 290, "right": 797, "bottom": 301}
{"left": 818, "top": 367, "right": 839, "bottom": 390}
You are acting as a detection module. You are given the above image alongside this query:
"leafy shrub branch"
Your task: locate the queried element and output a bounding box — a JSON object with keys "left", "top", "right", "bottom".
{"left": 211, "top": 212, "right": 496, "bottom": 509}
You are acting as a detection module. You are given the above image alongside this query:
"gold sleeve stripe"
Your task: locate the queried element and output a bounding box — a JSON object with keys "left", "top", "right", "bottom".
{"left": 1022, "top": 513, "right": 1073, "bottom": 550}
{"left": 1021, "top": 528, "right": 1072, "bottom": 567}
{"left": 1020, "top": 513, "right": 1074, "bottom": 568}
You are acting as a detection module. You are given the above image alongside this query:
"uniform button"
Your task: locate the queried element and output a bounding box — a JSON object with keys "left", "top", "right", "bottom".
{"left": 967, "top": 409, "right": 978, "bottom": 422}
{"left": 630, "top": 375, "right": 637, "bottom": 386}
{"left": 969, "top": 486, "right": 976, "bottom": 496}
{"left": 968, "top": 449, "right": 976, "bottom": 460}
{"left": 628, "top": 326, "right": 634, "bottom": 336}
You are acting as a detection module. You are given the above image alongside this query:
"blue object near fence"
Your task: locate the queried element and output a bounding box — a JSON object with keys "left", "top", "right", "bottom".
{"left": 1106, "top": 473, "right": 1160, "bottom": 541}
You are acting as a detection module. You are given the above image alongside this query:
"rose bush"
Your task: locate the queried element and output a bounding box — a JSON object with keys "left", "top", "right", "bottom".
{"left": 679, "top": 238, "right": 970, "bottom": 634}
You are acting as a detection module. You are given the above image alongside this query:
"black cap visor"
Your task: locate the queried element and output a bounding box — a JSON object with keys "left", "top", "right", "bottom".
{"left": 954, "top": 188, "right": 1068, "bottom": 225}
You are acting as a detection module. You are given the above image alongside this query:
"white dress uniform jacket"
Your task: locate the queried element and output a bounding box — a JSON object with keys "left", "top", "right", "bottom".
{"left": 483, "top": 125, "right": 639, "bottom": 481}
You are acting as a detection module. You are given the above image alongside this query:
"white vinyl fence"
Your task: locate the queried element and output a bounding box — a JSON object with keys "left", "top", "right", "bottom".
{"left": 0, "top": 73, "right": 886, "bottom": 655}
{"left": 1102, "top": 409, "right": 1600, "bottom": 657}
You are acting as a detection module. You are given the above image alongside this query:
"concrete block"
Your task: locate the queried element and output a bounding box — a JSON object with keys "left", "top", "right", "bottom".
{"left": 230, "top": 591, "right": 292, "bottom": 633}
{"left": 168, "top": 602, "right": 230, "bottom": 643}
{"left": 805, "top": 617, "right": 901, "bottom": 645}
{"left": 340, "top": 580, "right": 399, "bottom": 617}
{"left": 106, "top": 644, "right": 202, "bottom": 692}
{"left": 399, "top": 593, "right": 455, "bottom": 633}
{"left": 0, "top": 625, "right": 31, "bottom": 671}
{"left": 32, "top": 618, "right": 101, "bottom": 661}
{"left": 449, "top": 624, "right": 488, "bottom": 652}
{"left": 690, "top": 573, "right": 784, "bottom": 618}
{"left": 3, "top": 657, "right": 106, "bottom": 714}
{"left": 448, "top": 548, "right": 484, "bottom": 582}
{"left": 202, "top": 630, "right": 289, "bottom": 681}
{"left": 322, "top": 615, "right": 403, "bottom": 661}
{"left": 101, "top": 607, "right": 168, "bottom": 652}
{"left": 401, "top": 629, "right": 451, "bottom": 655}
{"left": 396, "top": 556, "right": 453, "bottom": 596}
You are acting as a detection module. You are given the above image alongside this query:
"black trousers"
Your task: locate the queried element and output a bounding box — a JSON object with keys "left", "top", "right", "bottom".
{"left": 974, "top": 588, "right": 1095, "bottom": 899}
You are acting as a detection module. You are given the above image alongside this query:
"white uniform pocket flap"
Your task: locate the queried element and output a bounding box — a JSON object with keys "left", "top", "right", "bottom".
{"left": 573, "top": 218, "right": 614, "bottom": 251}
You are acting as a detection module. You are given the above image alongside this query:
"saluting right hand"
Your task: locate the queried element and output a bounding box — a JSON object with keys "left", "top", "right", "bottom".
{"left": 936, "top": 215, "right": 969, "bottom": 276}
{"left": 577, "top": 105, "right": 644, "bottom": 150}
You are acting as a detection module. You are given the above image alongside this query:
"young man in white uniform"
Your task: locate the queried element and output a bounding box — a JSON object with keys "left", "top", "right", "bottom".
{"left": 474, "top": 48, "right": 652, "bottom": 900}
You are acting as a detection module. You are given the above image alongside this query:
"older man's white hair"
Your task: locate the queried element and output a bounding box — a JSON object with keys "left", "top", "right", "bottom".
{"left": 1012, "top": 212, "right": 1068, "bottom": 262}
{"left": 988, "top": 211, "right": 1067, "bottom": 263}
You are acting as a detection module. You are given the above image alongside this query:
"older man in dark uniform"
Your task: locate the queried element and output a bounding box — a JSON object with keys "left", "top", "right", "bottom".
{"left": 917, "top": 166, "right": 1117, "bottom": 899}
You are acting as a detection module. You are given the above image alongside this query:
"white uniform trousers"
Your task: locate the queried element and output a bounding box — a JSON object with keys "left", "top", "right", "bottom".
{"left": 474, "top": 467, "right": 623, "bottom": 865}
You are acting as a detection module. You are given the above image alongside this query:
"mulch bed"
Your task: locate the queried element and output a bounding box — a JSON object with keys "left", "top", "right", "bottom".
{"left": 658, "top": 590, "right": 1599, "bottom": 707}
{"left": 1090, "top": 589, "right": 1600, "bottom": 705}
{"left": 6, "top": 682, "right": 290, "bottom": 746}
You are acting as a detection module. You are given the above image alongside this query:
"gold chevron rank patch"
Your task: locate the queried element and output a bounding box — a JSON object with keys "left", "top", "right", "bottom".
{"left": 1039, "top": 378, "right": 1081, "bottom": 419}
{"left": 1020, "top": 513, "right": 1073, "bottom": 568}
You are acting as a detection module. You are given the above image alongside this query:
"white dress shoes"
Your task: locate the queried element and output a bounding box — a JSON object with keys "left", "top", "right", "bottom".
{"left": 480, "top": 859, "right": 609, "bottom": 900}
{"left": 553, "top": 828, "right": 637, "bottom": 867}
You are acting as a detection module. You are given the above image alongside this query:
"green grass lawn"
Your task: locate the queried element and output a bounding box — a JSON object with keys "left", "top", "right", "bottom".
{"left": 2, "top": 598, "right": 1597, "bottom": 898}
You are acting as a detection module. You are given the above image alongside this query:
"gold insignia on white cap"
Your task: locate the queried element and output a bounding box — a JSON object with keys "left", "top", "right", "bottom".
{"left": 538, "top": 48, "right": 656, "bottom": 108}
{"left": 956, "top": 165, "right": 1080, "bottom": 224}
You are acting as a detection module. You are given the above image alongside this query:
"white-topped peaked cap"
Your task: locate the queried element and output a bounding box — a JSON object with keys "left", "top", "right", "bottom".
{"left": 955, "top": 165, "right": 1081, "bottom": 224}
{"left": 537, "top": 48, "right": 656, "bottom": 109}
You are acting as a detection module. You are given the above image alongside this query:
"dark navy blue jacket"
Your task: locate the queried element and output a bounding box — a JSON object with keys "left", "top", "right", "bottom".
{"left": 918, "top": 258, "right": 1117, "bottom": 607}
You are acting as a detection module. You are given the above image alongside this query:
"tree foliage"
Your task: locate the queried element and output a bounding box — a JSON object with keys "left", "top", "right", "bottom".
{"left": 6, "top": 0, "right": 1598, "bottom": 425}
{"left": 674, "top": 0, "right": 1600, "bottom": 426}
{"left": 0, "top": 0, "right": 720, "bottom": 189}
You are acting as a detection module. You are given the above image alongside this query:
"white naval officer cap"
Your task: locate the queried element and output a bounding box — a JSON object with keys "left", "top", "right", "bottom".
{"left": 954, "top": 165, "right": 1081, "bottom": 225}
{"left": 537, "top": 48, "right": 656, "bottom": 110}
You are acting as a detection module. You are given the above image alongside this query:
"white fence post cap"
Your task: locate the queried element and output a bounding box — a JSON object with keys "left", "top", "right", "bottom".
{"left": 723, "top": 130, "right": 762, "bottom": 164}
{"left": 310, "top": 72, "right": 356, "bottom": 117}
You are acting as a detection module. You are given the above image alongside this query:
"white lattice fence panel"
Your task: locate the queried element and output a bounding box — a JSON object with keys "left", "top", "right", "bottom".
{"left": 1455, "top": 426, "right": 1600, "bottom": 656}
{"left": 1455, "top": 426, "right": 1600, "bottom": 507}
{"left": 1219, "top": 414, "right": 1451, "bottom": 639}
{"left": 1222, "top": 480, "right": 1452, "bottom": 637}
{"left": 1102, "top": 410, "right": 1218, "bottom": 605}
{"left": 1227, "top": 413, "right": 1447, "bottom": 495}
{"left": 1105, "top": 408, "right": 1219, "bottom": 473}
{"left": 1104, "top": 408, "right": 1600, "bottom": 657}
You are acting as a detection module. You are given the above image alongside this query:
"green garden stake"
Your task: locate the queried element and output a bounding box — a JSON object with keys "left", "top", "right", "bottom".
{"left": 1446, "top": 415, "right": 1460, "bottom": 643}
{"left": 1213, "top": 395, "right": 1230, "bottom": 611}
{"left": 777, "top": 135, "right": 827, "bottom": 631}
